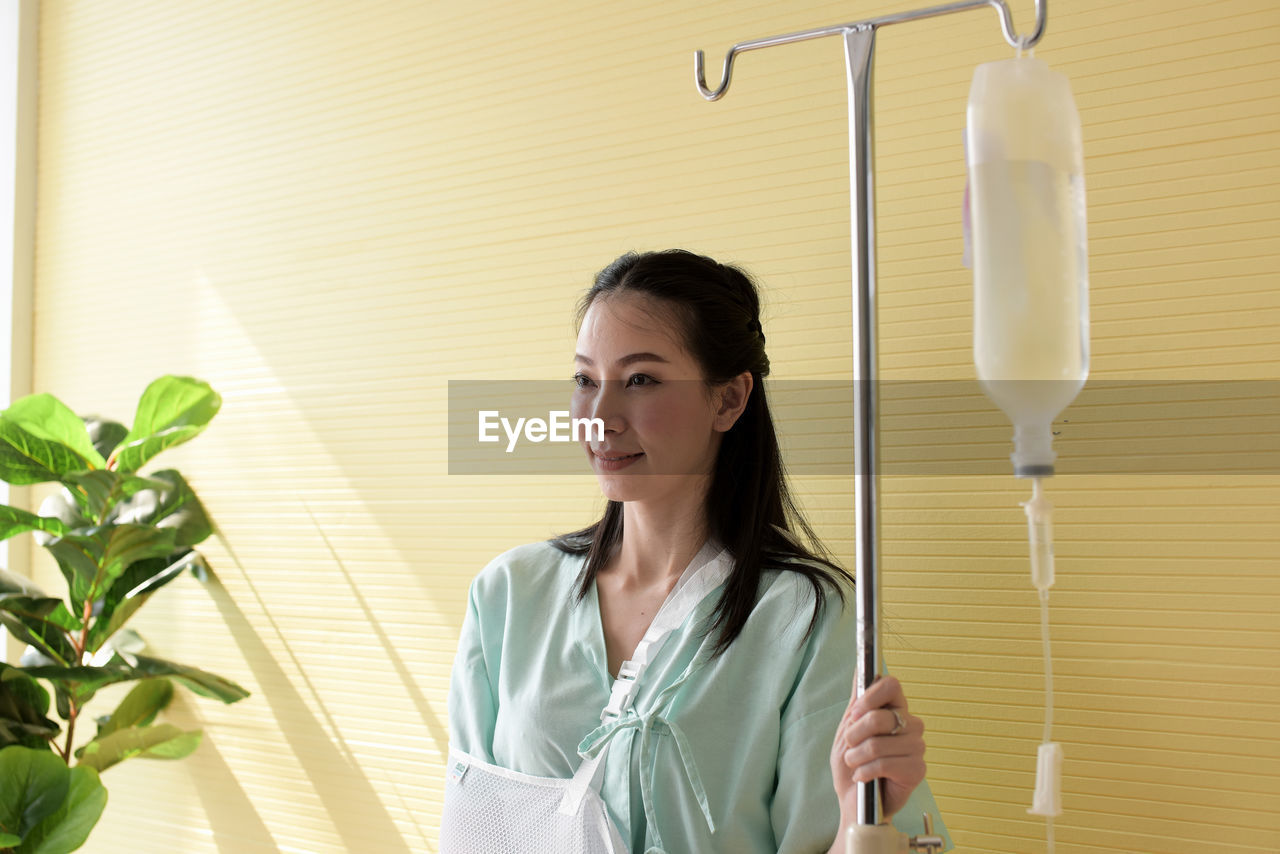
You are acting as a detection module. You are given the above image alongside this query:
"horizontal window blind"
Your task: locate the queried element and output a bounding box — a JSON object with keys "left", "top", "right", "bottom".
{"left": 29, "top": 1, "right": 1279, "bottom": 851}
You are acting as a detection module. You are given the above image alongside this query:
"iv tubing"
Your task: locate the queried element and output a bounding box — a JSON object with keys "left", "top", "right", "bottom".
{"left": 1038, "top": 568, "right": 1052, "bottom": 745}
{"left": 1039, "top": 549, "right": 1055, "bottom": 852}
{"left": 1024, "top": 476, "right": 1062, "bottom": 852}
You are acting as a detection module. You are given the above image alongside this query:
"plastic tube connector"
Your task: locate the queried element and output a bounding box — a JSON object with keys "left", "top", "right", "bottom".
{"left": 1028, "top": 741, "right": 1063, "bottom": 817}
{"left": 1021, "top": 477, "right": 1055, "bottom": 593}
{"left": 1012, "top": 421, "right": 1057, "bottom": 479}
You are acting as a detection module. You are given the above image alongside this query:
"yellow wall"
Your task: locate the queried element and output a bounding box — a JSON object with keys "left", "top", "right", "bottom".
{"left": 25, "top": 1, "right": 1280, "bottom": 851}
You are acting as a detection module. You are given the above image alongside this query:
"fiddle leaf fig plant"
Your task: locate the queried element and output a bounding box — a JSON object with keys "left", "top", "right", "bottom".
{"left": 0, "top": 376, "right": 249, "bottom": 853}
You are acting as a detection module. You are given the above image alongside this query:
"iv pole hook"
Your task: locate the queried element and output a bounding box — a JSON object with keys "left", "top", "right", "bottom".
{"left": 694, "top": 0, "right": 1047, "bottom": 101}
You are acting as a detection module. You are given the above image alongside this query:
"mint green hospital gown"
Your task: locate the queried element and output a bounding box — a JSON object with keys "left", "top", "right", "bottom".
{"left": 447, "top": 541, "right": 953, "bottom": 854}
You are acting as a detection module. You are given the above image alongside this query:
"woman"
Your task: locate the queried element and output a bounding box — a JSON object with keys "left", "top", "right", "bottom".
{"left": 444, "top": 250, "right": 951, "bottom": 853}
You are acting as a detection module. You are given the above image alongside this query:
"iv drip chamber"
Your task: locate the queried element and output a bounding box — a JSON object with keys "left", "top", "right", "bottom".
{"left": 967, "top": 56, "right": 1090, "bottom": 477}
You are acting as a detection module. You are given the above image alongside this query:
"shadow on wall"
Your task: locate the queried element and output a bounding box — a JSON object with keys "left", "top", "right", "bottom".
{"left": 194, "top": 739, "right": 279, "bottom": 854}
{"left": 304, "top": 502, "right": 452, "bottom": 761}
{"left": 202, "top": 568, "right": 417, "bottom": 853}
{"left": 165, "top": 692, "right": 278, "bottom": 853}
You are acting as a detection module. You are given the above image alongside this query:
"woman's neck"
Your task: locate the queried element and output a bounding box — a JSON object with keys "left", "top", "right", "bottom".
{"left": 612, "top": 480, "right": 712, "bottom": 590}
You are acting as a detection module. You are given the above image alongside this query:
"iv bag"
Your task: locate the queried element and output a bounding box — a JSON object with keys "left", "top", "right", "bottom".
{"left": 967, "top": 57, "right": 1089, "bottom": 477}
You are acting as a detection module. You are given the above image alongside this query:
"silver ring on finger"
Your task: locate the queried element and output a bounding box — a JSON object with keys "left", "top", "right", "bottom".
{"left": 888, "top": 708, "right": 906, "bottom": 736}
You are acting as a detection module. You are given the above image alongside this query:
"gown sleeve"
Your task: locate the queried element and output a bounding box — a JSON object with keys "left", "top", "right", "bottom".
{"left": 447, "top": 572, "right": 502, "bottom": 761}
{"left": 769, "top": 581, "right": 954, "bottom": 853}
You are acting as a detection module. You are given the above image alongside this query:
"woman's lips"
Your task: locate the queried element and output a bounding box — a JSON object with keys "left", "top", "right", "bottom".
{"left": 593, "top": 450, "right": 644, "bottom": 471}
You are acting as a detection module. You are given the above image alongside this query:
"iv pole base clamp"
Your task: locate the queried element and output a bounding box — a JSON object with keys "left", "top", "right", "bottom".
{"left": 846, "top": 823, "right": 908, "bottom": 854}
{"left": 845, "top": 813, "right": 945, "bottom": 854}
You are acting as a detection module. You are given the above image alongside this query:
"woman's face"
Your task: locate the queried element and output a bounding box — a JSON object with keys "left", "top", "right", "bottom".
{"left": 571, "top": 293, "right": 739, "bottom": 506}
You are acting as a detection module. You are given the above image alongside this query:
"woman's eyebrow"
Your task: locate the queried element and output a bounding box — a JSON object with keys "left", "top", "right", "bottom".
{"left": 574, "top": 352, "right": 671, "bottom": 367}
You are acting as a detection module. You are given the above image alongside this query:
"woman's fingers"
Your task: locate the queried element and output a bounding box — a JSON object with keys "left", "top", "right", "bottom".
{"left": 849, "top": 753, "right": 927, "bottom": 787}
{"left": 837, "top": 717, "right": 927, "bottom": 814}
{"left": 831, "top": 676, "right": 928, "bottom": 819}
{"left": 842, "top": 724, "right": 924, "bottom": 768}
{"left": 833, "top": 720, "right": 927, "bottom": 819}
{"left": 842, "top": 706, "right": 923, "bottom": 752}
{"left": 848, "top": 675, "right": 908, "bottom": 721}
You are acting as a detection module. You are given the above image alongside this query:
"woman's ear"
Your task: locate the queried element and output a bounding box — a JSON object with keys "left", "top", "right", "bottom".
{"left": 713, "top": 371, "right": 754, "bottom": 432}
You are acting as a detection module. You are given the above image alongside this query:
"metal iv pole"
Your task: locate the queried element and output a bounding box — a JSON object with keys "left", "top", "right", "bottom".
{"left": 693, "top": 2, "right": 1047, "bottom": 849}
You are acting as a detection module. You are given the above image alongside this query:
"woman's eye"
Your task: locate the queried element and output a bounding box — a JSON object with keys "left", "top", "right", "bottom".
{"left": 573, "top": 373, "right": 656, "bottom": 388}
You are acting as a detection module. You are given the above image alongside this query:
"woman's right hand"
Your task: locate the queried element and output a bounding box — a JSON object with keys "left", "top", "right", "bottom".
{"left": 828, "top": 674, "right": 927, "bottom": 830}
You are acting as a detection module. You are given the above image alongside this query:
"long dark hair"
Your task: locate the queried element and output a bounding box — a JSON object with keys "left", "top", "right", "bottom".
{"left": 551, "top": 249, "right": 852, "bottom": 657}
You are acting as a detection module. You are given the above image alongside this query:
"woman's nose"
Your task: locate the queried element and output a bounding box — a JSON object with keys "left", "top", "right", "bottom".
{"left": 575, "top": 380, "right": 625, "bottom": 431}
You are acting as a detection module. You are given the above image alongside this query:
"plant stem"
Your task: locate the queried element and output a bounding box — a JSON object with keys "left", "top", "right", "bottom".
{"left": 61, "top": 596, "right": 95, "bottom": 765}
{"left": 62, "top": 699, "right": 78, "bottom": 766}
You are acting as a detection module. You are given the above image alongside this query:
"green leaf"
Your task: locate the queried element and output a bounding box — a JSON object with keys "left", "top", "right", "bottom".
{"left": 13, "top": 601, "right": 76, "bottom": 635}
{"left": 76, "top": 723, "right": 200, "bottom": 773}
{"left": 0, "top": 666, "right": 59, "bottom": 750}
{"left": 0, "top": 599, "right": 77, "bottom": 667}
{"left": 0, "top": 568, "right": 42, "bottom": 599}
{"left": 85, "top": 552, "right": 192, "bottom": 651}
{"left": 0, "top": 715, "right": 58, "bottom": 751}
{"left": 0, "top": 746, "right": 69, "bottom": 843}
{"left": 95, "top": 525, "right": 179, "bottom": 594}
{"left": 61, "top": 471, "right": 171, "bottom": 527}
{"left": 0, "top": 572, "right": 78, "bottom": 667}
{"left": 14, "top": 764, "right": 106, "bottom": 854}
{"left": 40, "top": 538, "right": 99, "bottom": 616}
{"left": 110, "top": 377, "right": 221, "bottom": 474}
{"left": 0, "top": 506, "right": 69, "bottom": 544}
{"left": 105, "top": 470, "right": 213, "bottom": 548}
{"left": 1, "top": 395, "right": 105, "bottom": 472}
{"left": 0, "top": 420, "right": 90, "bottom": 486}
{"left": 82, "top": 417, "right": 127, "bottom": 463}
{"left": 30, "top": 495, "right": 88, "bottom": 548}
{"left": 21, "top": 655, "right": 249, "bottom": 707}
{"left": 0, "top": 666, "right": 51, "bottom": 716}
{"left": 119, "top": 475, "right": 171, "bottom": 498}
{"left": 132, "top": 656, "right": 249, "bottom": 704}
{"left": 51, "top": 688, "right": 70, "bottom": 723}
{"left": 92, "top": 680, "right": 172, "bottom": 741}
{"left": 58, "top": 472, "right": 111, "bottom": 522}
{"left": 44, "top": 524, "right": 179, "bottom": 611}
{"left": 14, "top": 666, "right": 113, "bottom": 708}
